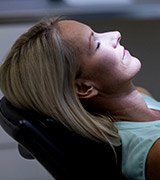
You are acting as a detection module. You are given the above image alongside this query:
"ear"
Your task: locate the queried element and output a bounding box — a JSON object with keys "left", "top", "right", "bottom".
{"left": 75, "top": 79, "right": 98, "bottom": 99}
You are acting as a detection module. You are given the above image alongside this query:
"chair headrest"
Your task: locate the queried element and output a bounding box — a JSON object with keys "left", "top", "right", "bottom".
{"left": 0, "top": 97, "right": 50, "bottom": 126}
{"left": 0, "top": 96, "right": 126, "bottom": 179}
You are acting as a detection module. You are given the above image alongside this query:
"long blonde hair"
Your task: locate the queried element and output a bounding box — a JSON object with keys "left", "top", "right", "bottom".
{"left": 0, "top": 17, "right": 120, "bottom": 146}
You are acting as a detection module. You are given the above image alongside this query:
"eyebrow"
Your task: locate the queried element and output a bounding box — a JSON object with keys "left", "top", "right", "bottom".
{"left": 88, "top": 31, "right": 94, "bottom": 51}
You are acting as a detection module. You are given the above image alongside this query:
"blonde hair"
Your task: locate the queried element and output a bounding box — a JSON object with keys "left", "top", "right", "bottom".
{"left": 0, "top": 17, "right": 120, "bottom": 146}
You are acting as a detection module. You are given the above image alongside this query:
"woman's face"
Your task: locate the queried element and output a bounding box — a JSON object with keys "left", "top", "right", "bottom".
{"left": 58, "top": 20, "right": 141, "bottom": 95}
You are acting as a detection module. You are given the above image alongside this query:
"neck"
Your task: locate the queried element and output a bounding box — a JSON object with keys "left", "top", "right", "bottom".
{"left": 96, "top": 82, "right": 158, "bottom": 122}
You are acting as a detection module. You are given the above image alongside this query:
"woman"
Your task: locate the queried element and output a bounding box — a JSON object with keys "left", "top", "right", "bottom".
{"left": 0, "top": 17, "right": 121, "bottom": 146}
{"left": 0, "top": 17, "right": 159, "bottom": 180}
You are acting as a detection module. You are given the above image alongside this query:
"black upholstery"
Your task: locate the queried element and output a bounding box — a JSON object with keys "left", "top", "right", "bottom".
{"left": 0, "top": 97, "right": 127, "bottom": 180}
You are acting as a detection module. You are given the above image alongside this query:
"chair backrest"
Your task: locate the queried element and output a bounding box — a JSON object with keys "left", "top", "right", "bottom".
{"left": 0, "top": 96, "right": 127, "bottom": 180}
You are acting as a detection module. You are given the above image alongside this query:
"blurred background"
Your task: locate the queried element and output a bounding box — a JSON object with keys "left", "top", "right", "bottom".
{"left": 0, "top": 0, "right": 160, "bottom": 179}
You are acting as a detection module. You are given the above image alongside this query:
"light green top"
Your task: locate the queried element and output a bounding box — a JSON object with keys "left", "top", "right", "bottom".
{"left": 114, "top": 94, "right": 160, "bottom": 180}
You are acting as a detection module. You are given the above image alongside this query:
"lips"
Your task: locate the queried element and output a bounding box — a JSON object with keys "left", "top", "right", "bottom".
{"left": 122, "top": 48, "right": 125, "bottom": 60}
{"left": 122, "top": 48, "right": 128, "bottom": 60}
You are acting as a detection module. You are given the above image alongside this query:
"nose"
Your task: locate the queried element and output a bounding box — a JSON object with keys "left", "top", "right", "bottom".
{"left": 110, "top": 31, "right": 121, "bottom": 48}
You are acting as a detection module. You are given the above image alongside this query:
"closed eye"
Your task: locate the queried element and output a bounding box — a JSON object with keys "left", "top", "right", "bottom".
{"left": 96, "top": 42, "right": 101, "bottom": 50}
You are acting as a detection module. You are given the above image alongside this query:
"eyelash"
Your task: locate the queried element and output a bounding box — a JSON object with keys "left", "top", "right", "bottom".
{"left": 96, "top": 42, "right": 101, "bottom": 50}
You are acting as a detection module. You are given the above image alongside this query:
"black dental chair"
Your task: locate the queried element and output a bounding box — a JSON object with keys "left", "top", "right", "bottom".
{"left": 0, "top": 96, "right": 127, "bottom": 180}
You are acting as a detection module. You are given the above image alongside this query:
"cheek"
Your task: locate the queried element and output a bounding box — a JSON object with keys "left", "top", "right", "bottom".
{"left": 99, "top": 47, "right": 119, "bottom": 63}
{"left": 93, "top": 55, "right": 125, "bottom": 86}
{"left": 87, "top": 59, "right": 118, "bottom": 84}
{"left": 79, "top": 50, "right": 120, "bottom": 80}
{"left": 97, "top": 53, "right": 119, "bottom": 74}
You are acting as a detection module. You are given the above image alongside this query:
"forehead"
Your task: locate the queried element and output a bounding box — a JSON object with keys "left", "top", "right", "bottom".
{"left": 58, "top": 20, "right": 91, "bottom": 46}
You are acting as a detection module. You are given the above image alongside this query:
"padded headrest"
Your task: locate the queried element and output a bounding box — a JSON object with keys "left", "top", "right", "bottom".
{"left": 0, "top": 97, "right": 49, "bottom": 126}
{"left": 0, "top": 97, "right": 24, "bottom": 124}
{"left": 0, "top": 97, "right": 87, "bottom": 140}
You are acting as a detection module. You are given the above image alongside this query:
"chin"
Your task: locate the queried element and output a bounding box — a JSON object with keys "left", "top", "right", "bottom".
{"left": 134, "top": 57, "right": 141, "bottom": 71}
{"left": 130, "top": 57, "right": 142, "bottom": 78}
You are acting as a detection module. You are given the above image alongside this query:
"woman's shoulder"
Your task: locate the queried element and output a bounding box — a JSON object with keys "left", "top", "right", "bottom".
{"left": 146, "top": 138, "right": 160, "bottom": 180}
